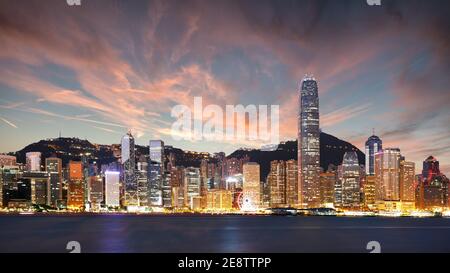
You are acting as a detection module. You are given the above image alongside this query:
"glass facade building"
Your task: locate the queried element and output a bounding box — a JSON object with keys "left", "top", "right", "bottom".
{"left": 365, "top": 135, "right": 382, "bottom": 175}
{"left": 298, "top": 76, "right": 320, "bottom": 208}
{"left": 149, "top": 140, "right": 164, "bottom": 206}
{"left": 121, "top": 132, "right": 138, "bottom": 207}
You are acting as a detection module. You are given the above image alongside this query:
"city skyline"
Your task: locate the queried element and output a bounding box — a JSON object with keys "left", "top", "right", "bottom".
{"left": 0, "top": 0, "right": 449, "bottom": 176}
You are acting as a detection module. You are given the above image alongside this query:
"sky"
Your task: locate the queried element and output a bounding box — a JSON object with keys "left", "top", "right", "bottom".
{"left": 0, "top": 0, "right": 449, "bottom": 174}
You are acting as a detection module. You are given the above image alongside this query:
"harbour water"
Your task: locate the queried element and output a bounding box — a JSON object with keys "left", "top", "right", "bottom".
{"left": 1, "top": 214, "right": 449, "bottom": 253}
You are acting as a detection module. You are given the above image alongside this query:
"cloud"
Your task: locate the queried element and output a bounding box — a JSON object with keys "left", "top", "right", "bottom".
{"left": 0, "top": 117, "right": 17, "bottom": 128}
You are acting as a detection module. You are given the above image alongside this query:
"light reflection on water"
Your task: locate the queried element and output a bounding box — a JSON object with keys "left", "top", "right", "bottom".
{"left": 1, "top": 215, "right": 450, "bottom": 253}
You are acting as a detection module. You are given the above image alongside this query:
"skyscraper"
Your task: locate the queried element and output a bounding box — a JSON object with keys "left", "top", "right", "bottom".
{"left": 149, "top": 140, "right": 164, "bottom": 206}
{"left": 319, "top": 171, "right": 336, "bottom": 206}
{"left": 242, "top": 162, "right": 260, "bottom": 209}
{"left": 375, "top": 148, "right": 401, "bottom": 201}
{"left": 105, "top": 171, "right": 120, "bottom": 207}
{"left": 399, "top": 160, "right": 415, "bottom": 202}
{"left": 298, "top": 76, "right": 320, "bottom": 208}
{"left": 286, "top": 160, "right": 298, "bottom": 207}
{"left": 45, "top": 157, "right": 62, "bottom": 207}
{"left": 122, "top": 132, "right": 137, "bottom": 207}
{"left": 365, "top": 133, "right": 382, "bottom": 175}
{"left": 26, "top": 152, "right": 41, "bottom": 171}
{"left": 88, "top": 175, "right": 103, "bottom": 211}
{"left": 184, "top": 167, "right": 201, "bottom": 209}
{"left": 137, "top": 157, "right": 149, "bottom": 207}
{"left": 268, "top": 161, "right": 286, "bottom": 207}
{"left": 416, "top": 156, "right": 449, "bottom": 210}
{"left": 340, "top": 151, "right": 361, "bottom": 208}
{"left": 67, "top": 161, "right": 84, "bottom": 210}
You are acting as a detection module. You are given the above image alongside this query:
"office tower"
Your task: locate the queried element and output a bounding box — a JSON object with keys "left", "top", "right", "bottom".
{"left": 242, "top": 162, "right": 260, "bottom": 209}
{"left": 67, "top": 161, "right": 84, "bottom": 210}
{"left": 364, "top": 175, "right": 376, "bottom": 209}
{"left": 184, "top": 167, "right": 201, "bottom": 208}
{"left": 374, "top": 148, "right": 401, "bottom": 201}
{"left": 206, "top": 189, "right": 233, "bottom": 210}
{"left": 184, "top": 167, "right": 201, "bottom": 207}
{"left": 162, "top": 171, "right": 172, "bottom": 208}
{"left": 171, "top": 186, "right": 184, "bottom": 208}
{"left": 340, "top": 152, "right": 362, "bottom": 208}
{"left": 416, "top": 156, "right": 449, "bottom": 209}
{"left": 122, "top": 132, "right": 138, "bottom": 207}
{"left": 21, "top": 171, "right": 49, "bottom": 205}
{"left": 1, "top": 166, "right": 20, "bottom": 207}
{"left": 81, "top": 154, "right": 90, "bottom": 207}
{"left": 0, "top": 155, "right": 16, "bottom": 167}
{"left": 286, "top": 160, "right": 298, "bottom": 206}
{"left": 26, "top": 152, "right": 41, "bottom": 171}
{"left": 45, "top": 157, "right": 62, "bottom": 207}
{"left": 268, "top": 161, "right": 286, "bottom": 207}
{"left": 105, "top": 171, "right": 120, "bottom": 207}
{"left": 137, "top": 158, "right": 149, "bottom": 207}
{"left": 399, "top": 160, "right": 415, "bottom": 202}
{"left": 298, "top": 76, "right": 320, "bottom": 208}
{"left": 319, "top": 171, "right": 336, "bottom": 206}
{"left": 88, "top": 175, "right": 103, "bottom": 211}
{"left": 365, "top": 133, "right": 382, "bottom": 175}
{"left": 149, "top": 140, "right": 164, "bottom": 206}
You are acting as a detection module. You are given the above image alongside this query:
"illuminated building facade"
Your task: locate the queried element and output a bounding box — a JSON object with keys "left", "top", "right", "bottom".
{"left": 206, "top": 189, "right": 232, "bottom": 210}
{"left": 67, "top": 161, "right": 84, "bottom": 210}
{"left": 319, "top": 171, "right": 336, "bottom": 206}
{"left": 375, "top": 148, "right": 401, "bottom": 201}
{"left": 137, "top": 159, "right": 149, "bottom": 207}
{"left": 184, "top": 167, "right": 201, "bottom": 208}
{"left": 88, "top": 175, "right": 103, "bottom": 210}
{"left": 162, "top": 171, "right": 172, "bottom": 208}
{"left": 298, "top": 76, "right": 321, "bottom": 208}
{"left": 365, "top": 134, "right": 382, "bottom": 175}
{"left": 286, "top": 160, "right": 298, "bottom": 207}
{"left": 149, "top": 140, "right": 164, "bottom": 206}
{"left": 105, "top": 171, "right": 120, "bottom": 207}
{"left": 340, "top": 152, "right": 361, "bottom": 208}
{"left": 26, "top": 152, "right": 41, "bottom": 171}
{"left": 46, "top": 157, "right": 62, "bottom": 207}
{"left": 122, "top": 132, "right": 138, "bottom": 207}
{"left": 416, "top": 156, "right": 449, "bottom": 210}
{"left": 268, "top": 161, "right": 286, "bottom": 207}
{"left": 399, "top": 160, "right": 415, "bottom": 202}
{"left": 364, "top": 175, "right": 376, "bottom": 209}
{"left": 0, "top": 155, "right": 16, "bottom": 167}
{"left": 22, "top": 172, "right": 50, "bottom": 206}
{"left": 243, "top": 162, "right": 260, "bottom": 209}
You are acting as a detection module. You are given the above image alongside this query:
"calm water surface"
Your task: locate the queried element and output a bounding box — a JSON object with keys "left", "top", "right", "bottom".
{"left": 1, "top": 215, "right": 449, "bottom": 253}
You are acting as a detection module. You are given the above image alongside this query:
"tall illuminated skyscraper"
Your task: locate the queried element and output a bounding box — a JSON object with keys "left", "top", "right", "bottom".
{"left": 365, "top": 133, "right": 382, "bottom": 175}
{"left": 26, "top": 152, "right": 41, "bottom": 171}
{"left": 298, "top": 75, "right": 320, "bottom": 208}
{"left": 121, "top": 132, "right": 138, "bottom": 207}
{"left": 374, "top": 148, "right": 401, "bottom": 201}
{"left": 340, "top": 151, "right": 361, "bottom": 208}
{"left": 286, "top": 160, "right": 298, "bottom": 207}
{"left": 105, "top": 171, "right": 120, "bottom": 207}
{"left": 268, "top": 160, "right": 286, "bottom": 207}
{"left": 45, "top": 157, "right": 62, "bottom": 207}
{"left": 67, "top": 161, "right": 84, "bottom": 210}
{"left": 149, "top": 140, "right": 164, "bottom": 206}
{"left": 399, "top": 160, "right": 415, "bottom": 202}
